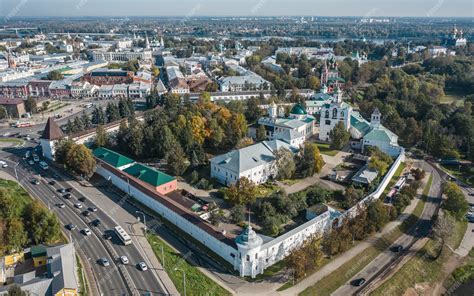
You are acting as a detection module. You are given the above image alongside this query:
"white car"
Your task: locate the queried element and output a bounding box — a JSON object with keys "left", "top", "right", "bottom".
{"left": 74, "top": 203, "right": 83, "bottom": 209}
{"left": 138, "top": 262, "right": 148, "bottom": 271}
{"left": 57, "top": 203, "right": 65, "bottom": 208}
{"left": 0, "top": 161, "right": 7, "bottom": 168}
{"left": 33, "top": 155, "right": 40, "bottom": 162}
{"left": 82, "top": 228, "right": 91, "bottom": 236}
{"left": 28, "top": 160, "right": 34, "bottom": 165}
{"left": 120, "top": 256, "right": 129, "bottom": 264}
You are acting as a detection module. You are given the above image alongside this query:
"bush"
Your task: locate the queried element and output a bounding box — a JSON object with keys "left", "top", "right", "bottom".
{"left": 195, "top": 178, "right": 213, "bottom": 190}
{"left": 190, "top": 171, "right": 199, "bottom": 184}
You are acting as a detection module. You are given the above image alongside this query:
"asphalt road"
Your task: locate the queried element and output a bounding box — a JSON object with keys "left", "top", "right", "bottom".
{"left": 1, "top": 98, "right": 120, "bottom": 137}
{"left": 0, "top": 146, "right": 168, "bottom": 295}
{"left": 333, "top": 160, "right": 444, "bottom": 296}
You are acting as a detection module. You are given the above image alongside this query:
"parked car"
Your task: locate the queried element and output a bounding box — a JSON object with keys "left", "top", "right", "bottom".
{"left": 120, "top": 256, "right": 129, "bottom": 264}
{"left": 137, "top": 262, "right": 148, "bottom": 271}
{"left": 0, "top": 161, "right": 8, "bottom": 168}
{"left": 28, "top": 160, "right": 34, "bottom": 165}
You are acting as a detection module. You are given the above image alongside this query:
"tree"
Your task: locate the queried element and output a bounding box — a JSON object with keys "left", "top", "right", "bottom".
{"left": 230, "top": 205, "right": 246, "bottom": 223}
{"left": 297, "top": 143, "right": 325, "bottom": 177}
{"left": 25, "top": 201, "right": 61, "bottom": 244}
{"left": 433, "top": 212, "right": 455, "bottom": 253}
{"left": 94, "top": 125, "right": 108, "bottom": 147}
{"left": 81, "top": 113, "right": 91, "bottom": 130}
{"left": 54, "top": 139, "right": 75, "bottom": 166}
{"left": 127, "top": 118, "right": 144, "bottom": 157}
{"left": 442, "top": 182, "right": 469, "bottom": 220}
{"left": 106, "top": 103, "right": 121, "bottom": 123}
{"left": 24, "top": 97, "right": 37, "bottom": 114}
{"left": 256, "top": 124, "right": 267, "bottom": 141}
{"left": 46, "top": 70, "right": 64, "bottom": 80}
{"left": 92, "top": 106, "right": 106, "bottom": 125}
{"left": 0, "top": 105, "right": 7, "bottom": 119}
{"left": 367, "top": 200, "right": 389, "bottom": 232}
{"left": 224, "top": 177, "right": 257, "bottom": 205}
{"left": 65, "top": 144, "right": 96, "bottom": 178}
{"left": 166, "top": 145, "right": 188, "bottom": 176}
{"left": 118, "top": 99, "right": 132, "bottom": 118}
{"left": 274, "top": 148, "right": 296, "bottom": 180}
{"left": 329, "top": 122, "right": 350, "bottom": 150}
{"left": 6, "top": 218, "right": 27, "bottom": 253}
{"left": 7, "top": 285, "right": 27, "bottom": 296}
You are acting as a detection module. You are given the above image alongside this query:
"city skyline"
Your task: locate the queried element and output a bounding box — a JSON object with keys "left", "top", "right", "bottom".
{"left": 0, "top": 0, "right": 473, "bottom": 18}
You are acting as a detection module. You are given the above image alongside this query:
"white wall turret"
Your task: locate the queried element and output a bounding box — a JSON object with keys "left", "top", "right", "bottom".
{"left": 268, "top": 101, "right": 278, "bottom": 118}
{"left": 235, "top": 225, "right": 263, "bottom": 277}
{"left": 371, "top": 108, "right": 381, "bottom": 128}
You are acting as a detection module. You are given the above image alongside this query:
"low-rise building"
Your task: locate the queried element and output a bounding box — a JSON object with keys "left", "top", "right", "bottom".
{"left": 210, "top": 139, "right": 298, "bottom": 186}
{"left": 0, "top": 97, "right": 25, "bottom": 118}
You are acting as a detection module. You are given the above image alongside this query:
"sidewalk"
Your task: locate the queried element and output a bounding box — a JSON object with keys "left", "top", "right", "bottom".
{"left": 279, "top": 173, "right": 428, "bottom": 296}
{"left": 130, "top": 224, "right": 180, "bottom": 296}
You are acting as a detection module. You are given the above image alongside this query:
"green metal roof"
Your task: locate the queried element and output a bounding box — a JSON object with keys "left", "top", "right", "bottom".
{"left": 364, "top": 129, "right": 392, "bottom": 142}
{"left": 123, "top": 163, "right": 176, "bottom": 187}
{"left": 93, "top": 147, "right": 135, "bottom": 168}
{"left": 290, "top": 104, "right": 307, "bottom": 115}
{"left": 31, "top": 245, "right": 47, "bottom": 257}
{"left": 328, "top": 77, "right": 346, "bottom": 82}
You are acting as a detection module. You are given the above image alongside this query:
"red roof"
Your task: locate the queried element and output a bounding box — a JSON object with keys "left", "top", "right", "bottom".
{"left": 0, "top": 97, "right": 24, "bottom": 105}
{"left": 41, "top": 117, "right": 64, "bottom": 140}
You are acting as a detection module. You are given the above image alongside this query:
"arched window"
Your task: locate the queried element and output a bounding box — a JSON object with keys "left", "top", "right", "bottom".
{"left": 332, "top": 109, "right": 337, "bottom": 119}
{"left": 325, "top": 110, "right": 329, "bottom": 118}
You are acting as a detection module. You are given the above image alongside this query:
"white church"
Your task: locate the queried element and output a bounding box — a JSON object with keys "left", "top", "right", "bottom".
{"left": 319, "top": 88, "right": 402, "bottom": 157}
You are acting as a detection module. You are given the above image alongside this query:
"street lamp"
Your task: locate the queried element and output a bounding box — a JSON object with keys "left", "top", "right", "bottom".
{"left": 121, "top": 174, "right": 131, "bottom": 196}
{"left": 136, "top": 210, "right": 147, "bottom": 232}
{"left": 14, "top": 161, "right": 20, "bottom": 187}
{"left": 174, "top": 268, "right": 186, "bottom": 296}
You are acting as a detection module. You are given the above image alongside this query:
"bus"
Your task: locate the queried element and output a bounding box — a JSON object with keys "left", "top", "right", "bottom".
{"left": 394, "top": 177, "right": 406, "bottom": 189}
{"left": 114, "top": 226, "right": 132, "bottom": 245}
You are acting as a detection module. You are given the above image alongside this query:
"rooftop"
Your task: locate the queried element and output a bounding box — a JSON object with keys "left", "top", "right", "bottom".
{"left": 93, "top": 147, "right": 135, "bottom": 168}
{"left": 41, "top": 117, "right": 64, "bottom": 141}
{"left": 123, "top": 163, "right": 176, "bottom": 187}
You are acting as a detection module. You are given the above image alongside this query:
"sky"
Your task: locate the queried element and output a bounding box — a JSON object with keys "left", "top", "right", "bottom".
{"left": 0, "top": 0, "right": 473, "bottom": 18}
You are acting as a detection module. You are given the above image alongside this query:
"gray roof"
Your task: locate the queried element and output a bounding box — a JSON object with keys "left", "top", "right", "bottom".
{"left": 352, "top": 165, "right": 378, "bottom": 185}
{"left": 210, "top": 139, "right": 297, "bottom": 173}
{"left": 46, "top": 243, "right": 78, "bottom": 294}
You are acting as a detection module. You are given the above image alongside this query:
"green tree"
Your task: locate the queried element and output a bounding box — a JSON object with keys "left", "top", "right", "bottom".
{"left": 224, "top": 177, "right": 257, "bottom": 205}
{"left": 274, "top": 148, "right": 296, "bottom": 180}
{"left": 329, "top": 121, "right": 350, "bottom": 150}
{"left": 7, "top": 285, "right": 27, "bottom": 296}
{"left": 94, "top": 125, "right": 108, "bottom": 147}
{"left": 92, "top": 106, "right": 106, "bottom": 125}
{"left": 24, "top": 97, "right": 37, "bottom": 114}
{"left": 6, "top": 218, "right": 27, "bottom": 253}
{"left": 26, "top": 201, "right": 61, "bottom": 244}
{"left": 230, "top": 205, "right": 246, "bottom": 223}
{"left": 106, "top": 103, "right": 121, "bottom": 123}
{"left": 166, "top": 145, "right": 188, "bottom": 176}
{"left": 127, "top": 118, "right": 144, "bottom": 157}
{"left": 0, "top": 105, "right": 7, "bottom": 119}
{"left": 256, "top": 124, "right": 267, "bottom": 141}
{"left": 65, "top": 144, "right": 96, "bottom": 178}
{"left": 46, "top": 70, "right": 64, "bottom": 80}
{"left": 442, "top": 182, "right": 469, "bottom": 220}
{"left": 54, "top": 139, "right": 75, "bottom": 166}
{"left": 367, "top": 199, "right": 389, "bottom": 232}
{"left": 118, "top": 99, "right": 132, "bottom": 118}
{"left": 298, "top": 143, "right": 325, "bottom": 177}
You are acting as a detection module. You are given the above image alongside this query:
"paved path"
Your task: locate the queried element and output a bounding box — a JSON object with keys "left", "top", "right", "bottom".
{"left": 278, "top": 163, "right": 422, "bottom": 296}
{"left": 454, "top": 187, "right": 474, "bottom": 257}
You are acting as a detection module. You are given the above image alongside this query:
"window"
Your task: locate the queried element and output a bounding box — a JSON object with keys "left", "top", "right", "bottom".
{"left": 332, "top": 109, "right": 337, "bottom": 119}
{"left": 341, "top": 111, "right": 344, "bottom": 117}
{"left": 246, "top": 255, "right": 250, "bottom": 261}
{"left": 325, "top": 110, "right": 329, "bottom": 118}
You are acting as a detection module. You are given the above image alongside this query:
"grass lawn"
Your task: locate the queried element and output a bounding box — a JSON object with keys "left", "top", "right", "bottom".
{"left": 76, "top": 255, "right": 88, "bottom": 296}
{"left": 299, "top": 228, "right": 403, "bottom": 296}
{"left": 441, "top": 164, "right": 474, "bottom": 187}
{"left": 315, "top": 143, "right": 339, "bottom": 157}
{"left": 147, "top": 234, "right": 231, "bottom": 296}
{"left": 255, "top": 183, "right": 280, "bottom": 198}
{"left": 371, "top": 218, "right": 467, "bottom": 296}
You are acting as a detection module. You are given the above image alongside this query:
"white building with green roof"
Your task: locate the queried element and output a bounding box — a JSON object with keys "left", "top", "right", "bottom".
{"left": 252, "top": 102, "right": 316, "bottom": 147}
{"left": 318, "top": 88, "right": 352, "bottom": 141}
